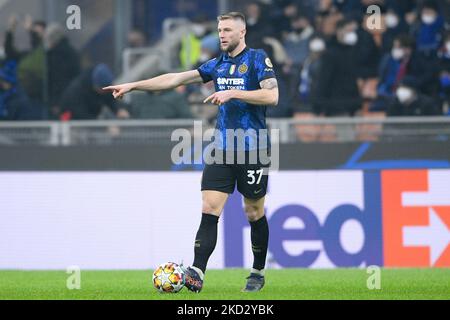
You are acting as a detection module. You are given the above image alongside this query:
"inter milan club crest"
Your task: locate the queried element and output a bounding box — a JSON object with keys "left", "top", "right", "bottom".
{"left": 238, "top": 63, "right": 248, "bottom": 74}
{"left": 229, "top": 64, "right": 236, "bottom": 75}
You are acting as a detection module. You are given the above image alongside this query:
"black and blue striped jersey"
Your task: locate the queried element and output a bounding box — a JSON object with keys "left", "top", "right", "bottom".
{"left": 197, "top": 47, "right": 277, "bottom": 151}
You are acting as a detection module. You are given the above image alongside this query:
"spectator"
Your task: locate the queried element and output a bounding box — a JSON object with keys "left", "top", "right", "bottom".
{"left": 197, "top": 33, "right": 220, "bottom": 66}
{"left": 187, "top": 33, "right": 217, "bottom": 105}
{"left": 384, "top": 0, "right": 416, "bottom": 18}
{"left": 188, "top": 83, "right": 218, "bottom": 123}
{"left": 387, "top": 77, "right": 441, "bottom": 116}
{"left": 295, "top": 0, "right": 322, "bottom": 21}
{"left": 315, "top": 19, "right": 361, "bottom": 116}
{"left": 334, "top": 0, "right": 364, "bottom": 17}
{"left": 381, "top": 8, "right": 410, "bottom": 54}
{"left": 4, "top": 14, "right": 46, "bottom": 62}
{"left": 357, "top": 13, "right": 382, "bottom": 109}
{"left": 437, "top": 0, "right": 450, "bottom": 23}
{"left": 437, "top": 32, "right": 450, "bottom": 114}
{"left": 413, "top": 0, "right": 445, "bottom": 55}
{"left": 0, "top": 61, "right": 35, "bottom": 121}
{"left": 185, "top": 70, "right": 218, "bottom": 123}
{"left": 179, "top": 16, "right": 210, "bottom": 70}
{"left": 125, "top": 29, "right": 150, "bottom": 70}
{"left": 5, "top": 15, "right": 47, "bottom": 119}
{"left": 294, "top": 37, "right": 326, "bottom": 115}
{"left": 127, "top": 29, "right": 148, "bottom": 48}
{"left": 315, "top": 0, "right": 344, "bottom": 39}
{"left": 259, "top": 37, "right": 293, "bottom": 118}
{"left": 291, "top": 37, "right": 327, "bottom": 142}
{"left": 283, "top": 14, "right": 315, "bottom": 67}
{"left": 44, "top": 24, "right": 81, "bottom": 119}
{"left": 59, "top": 64, "right": 129, "bottom": 120}
{"left": 16, "top": 46, "right": 46, "bottom": 119}
{"left": 245, "top": 2, "right": 275, "bottom": 48}
{"left": 130, "top": 85, "right": 193, "bottom": 119}
{"left": 275, "top": 2, "right": 299, "bottom": 38}
{"left": 373, "top": 34, "right": 438, "bottom": 111}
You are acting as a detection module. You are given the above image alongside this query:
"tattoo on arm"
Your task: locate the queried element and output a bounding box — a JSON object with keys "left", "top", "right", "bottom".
{"left": 260, "top": 78, "right": 278, "bottom": 90}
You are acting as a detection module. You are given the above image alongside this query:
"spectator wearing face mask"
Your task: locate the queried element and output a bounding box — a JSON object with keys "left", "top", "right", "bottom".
{"left": 437, "top": 32, "right": 450, "bottom": 114}
{"left": 413, "top": 0, "right": 445, "bottom": 55}
{"left": 372, "top": 34, "right": 438, "bottom": 111}
{"left": 381, "top": 9, "right": 409, "bottom": 54}
{"left": 292, "top": 37, "right": 327, "bottom": 142}
{"left": 283, "top": 14, "right": 315, "bottom": 67}
{"left": 387, "top": 76, "right": 441, "bottom": 116}
{"left": 196, "top": 33, "right": 220, "bottom": 67}
{"left": 315, "top": 18, "right": 361, "bottom": 116}
{"left": 179, "top": 15, "right": 210, "bottom": 70}
{"left": 294, "top": 37, "right": 326, "bottom": 115}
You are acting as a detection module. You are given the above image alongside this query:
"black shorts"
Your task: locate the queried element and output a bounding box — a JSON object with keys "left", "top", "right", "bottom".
{"left": 201, "top": 150, "right": 270, "bottom": 200}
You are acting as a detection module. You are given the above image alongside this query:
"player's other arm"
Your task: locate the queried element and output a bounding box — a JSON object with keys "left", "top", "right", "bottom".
{"left": 103, "top": 70, "right": 203, "bottom": 99}
{"left": 204, "top": 78, "right": 279, "bottom": 107}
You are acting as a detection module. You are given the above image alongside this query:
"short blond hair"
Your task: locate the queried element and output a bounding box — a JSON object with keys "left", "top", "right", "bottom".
{"left": 217, "top": 12, "right": 246, "bottom": 25}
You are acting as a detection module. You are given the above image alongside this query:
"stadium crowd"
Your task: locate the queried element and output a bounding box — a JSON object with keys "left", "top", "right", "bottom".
{"left": 1, "top": 0, "right": 450, "bottom": 122}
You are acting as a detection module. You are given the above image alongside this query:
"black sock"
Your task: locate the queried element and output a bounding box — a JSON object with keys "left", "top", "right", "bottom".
{"left": 250, "top": 216, "right": 269, "bottom": 272}
{"left": 193, "top": 213, "right": 219, "bottom": 274}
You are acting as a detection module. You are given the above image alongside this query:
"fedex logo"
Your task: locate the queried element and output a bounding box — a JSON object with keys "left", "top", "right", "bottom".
{"left": 382, "top": 170, "right": 450, "bottom": 267}
{"left": 224, "top": 171, "right": 383, "bottom": 268}
{"left": 223, "top": 170, "right": 450, "bottom": 268}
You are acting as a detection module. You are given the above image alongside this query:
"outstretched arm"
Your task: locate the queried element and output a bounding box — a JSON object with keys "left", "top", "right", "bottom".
{"left": 103, "top": 70, "right": 203, "bottom": 99}
{"left": 203, "top": 78, "right": 279, "bottom": 107}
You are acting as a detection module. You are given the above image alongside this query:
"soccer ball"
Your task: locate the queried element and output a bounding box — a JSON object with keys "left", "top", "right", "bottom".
{"left": 152, "top": 262, "right": 185, "bottom": 293}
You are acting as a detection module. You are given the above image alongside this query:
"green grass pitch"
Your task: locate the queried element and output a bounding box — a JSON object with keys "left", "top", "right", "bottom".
{"left": 0, "top": 269, "right": 449, "bottom": 300}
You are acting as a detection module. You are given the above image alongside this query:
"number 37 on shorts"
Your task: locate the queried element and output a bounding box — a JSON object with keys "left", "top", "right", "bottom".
{"left": 247, "top": 169, "right": 264, "bottom": 185}
{"left": 240, "top": 166, "right": 269, "bottom": 199}
{"left": 201, "top": 163, "right": 269, "bottom": 200}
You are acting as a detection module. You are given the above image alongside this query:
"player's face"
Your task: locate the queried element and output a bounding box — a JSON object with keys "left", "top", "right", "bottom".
{"left": 218, "top": 19, "right": 245, "bottom": 53}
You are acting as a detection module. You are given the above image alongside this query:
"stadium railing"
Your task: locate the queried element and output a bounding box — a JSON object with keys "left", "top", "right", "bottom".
{"left": 1, "top": 117, "right": 449, "bottom": 146}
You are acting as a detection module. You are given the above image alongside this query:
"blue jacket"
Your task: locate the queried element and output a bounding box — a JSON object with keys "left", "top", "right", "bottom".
{"left": 416, "top": 16, "right": 445, "bottom": 52}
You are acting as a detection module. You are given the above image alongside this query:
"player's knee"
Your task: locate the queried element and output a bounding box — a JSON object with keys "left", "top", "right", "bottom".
{"left": 202, "top": 201, "right": 222, "bottom": 215}
{"left": 245, "top": 204, "right": 262, "bottom": 222}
